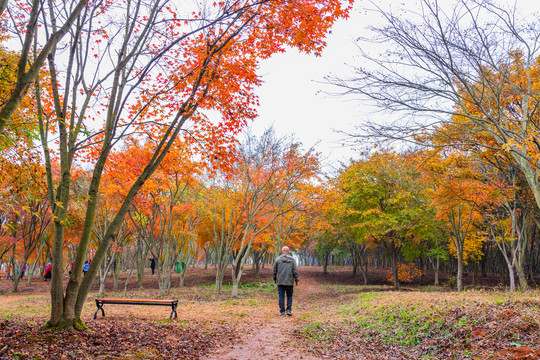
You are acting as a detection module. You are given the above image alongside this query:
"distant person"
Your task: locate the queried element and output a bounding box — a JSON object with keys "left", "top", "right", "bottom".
{"left": 149, "top": 257, "right": 156, "bottom": 276}
{"left": 273, "top": 246, "right": 299, "bottom": 316}
{"left": 83, "top": 261, "right": 89, "bottom": 276}
{"left": 69, "top": 261, "right": 74, "bottom": 275}
{"left": 20, "top": 264, "right": 26, "bottom": 279}
{"left": 43, "top": 263, "right": 52, "bottom": 281}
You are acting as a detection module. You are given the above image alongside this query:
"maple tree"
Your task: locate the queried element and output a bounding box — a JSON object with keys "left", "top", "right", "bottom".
{"left": 101, "top": 137, "right": 200, "bottom": 295}
{"left": 323, "top": 173, "right": 373, "bottom": 281}
{"left": 419, "top": 148, "right": 507, "bottom": 291}
{"left": 227, "top": 130, "right": 318, "bottom": 297}
{"left": 477, "top": 152, "right": 533, "bottom": 291}
{"left": 338, "top": 150, "right": 425, "bottom": 289}
{"left": 200, "top": 129, "right": 319, "bottom": 296}
{"left": 310, "top": 182, "right": 344, "bottom": 275}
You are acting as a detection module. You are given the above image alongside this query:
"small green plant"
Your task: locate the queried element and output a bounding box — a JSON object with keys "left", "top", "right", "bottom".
{"left": 301, "top": 322, "right": 336, "bottom": 342}
{"left": 494, "top": 294, "right": 508, "bottom": 305}
{"left": 354, "top": 302, "right": 442, "bottom": 347}
{"left": 456, "top": 316, "right": 468, "bottom": 327}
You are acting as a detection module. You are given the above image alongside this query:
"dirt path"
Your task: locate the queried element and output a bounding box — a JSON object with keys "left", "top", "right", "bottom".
{"left": 201, "top": 271, "right": 324, "bottom": 360}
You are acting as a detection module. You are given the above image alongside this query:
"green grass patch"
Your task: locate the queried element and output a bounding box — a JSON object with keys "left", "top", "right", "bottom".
{"left": 355, "top": 303, "right": 445, "bottom": 346}
{"left": 300, "top": 322, "right": 337, "bottom": 342}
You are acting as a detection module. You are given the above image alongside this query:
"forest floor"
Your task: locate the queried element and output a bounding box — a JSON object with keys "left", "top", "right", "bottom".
{"left": 0, "top": 266, "right": 539, "bottom": 359}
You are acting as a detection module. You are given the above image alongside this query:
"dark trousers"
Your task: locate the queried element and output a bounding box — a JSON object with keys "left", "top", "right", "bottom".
{"left": 277, "top": 285, "right": 294, "bottom": 314}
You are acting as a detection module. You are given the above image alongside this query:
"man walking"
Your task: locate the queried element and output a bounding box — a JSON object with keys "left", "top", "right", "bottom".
{"left": 273, "top": 246, "right": 299, "bottom": 316}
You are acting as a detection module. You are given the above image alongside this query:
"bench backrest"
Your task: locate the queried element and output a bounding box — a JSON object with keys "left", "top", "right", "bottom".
{"left": 96, "top": 298, "right": 177, "bottom": 304}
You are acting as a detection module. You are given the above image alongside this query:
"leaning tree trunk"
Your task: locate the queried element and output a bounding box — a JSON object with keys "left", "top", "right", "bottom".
{"left": 231, "top": 246, "right": 250, "bottom": 298}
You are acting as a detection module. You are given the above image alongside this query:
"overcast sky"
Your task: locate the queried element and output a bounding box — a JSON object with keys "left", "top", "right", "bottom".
{"left": 249, "top": 0, "right": 540, "bottom": 172}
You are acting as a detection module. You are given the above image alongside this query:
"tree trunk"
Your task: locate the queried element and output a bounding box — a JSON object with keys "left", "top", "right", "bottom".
{"left": 434, "top": 257, "right": 440, "bottom": 286}
{"left": 255, "top": 259, "right": 260, "bottom": 279}
{"left": 136, "top": 238, "right": 147, "bottom": 289}
{"left": 323, "top": 252, "right": 329, "bottom": 274}
{"left": 515, "top": 248, "right": 528, "bottom": 291}
{"left": 390, "top": 243, "right": 400, "bottom": 290}
{"left": 123, "top": 263, "right": 135, "bottom": 297}
{"left": 48, "top": 217, "right": 69, "bottom": 328}
{"left": 358, "top": 252, "right": 369, "bottom": 285}
{"left": 113, "top": 257, "right": 120, "bottom": 291}
{"left": 231, "top": 264, "right": 241, "bottom": 298}
{"left": 456, "top": 249, "right": 464, "bottom": 291}
{"left": 179, "top": 274, "right": 185, "bottom": 287}
{"left": 215, "top": 263, "right": 227, "bottom": 295}
{"left": 9, "top": 246, "right": 19, "bottom": 292}
{"left": 26, "top": 241, "right": 45, "bottom": 286}
{"left": 507, "top": 262, "right": 516, "bottom": 291}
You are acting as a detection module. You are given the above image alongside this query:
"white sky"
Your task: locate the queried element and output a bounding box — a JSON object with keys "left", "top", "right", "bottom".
{"left": 249, "top": 0, "right": 540, "bottom": 172}
{"left": 251, "top": 5, "right": 364, "bottom": 172}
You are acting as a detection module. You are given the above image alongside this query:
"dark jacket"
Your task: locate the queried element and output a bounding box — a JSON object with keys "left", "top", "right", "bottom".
{"left": 273, "top": 254, "right": 299, "bottom": 286}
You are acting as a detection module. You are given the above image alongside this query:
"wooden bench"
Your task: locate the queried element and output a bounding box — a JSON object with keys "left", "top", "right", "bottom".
{"left": 94, "top": 298, "right": 178, "bottom": 320}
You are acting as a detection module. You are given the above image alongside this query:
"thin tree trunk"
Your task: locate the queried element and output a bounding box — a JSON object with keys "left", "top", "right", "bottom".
{"left": 434, "top": 257, "right": 440, "bottom": 286}
{"left": 26, "top": 241, "right": 45, "bottom": 286}
{"left": 390, "top": 243, "right": 400, "bottom": 290}
{"left": 231, "top": 264, "right": 241, "bottom": 298}
{"left": 456, "top": 249, "right": 464, "bottom": 291}
{"left": 123, "top": 264, "right": 135, "bottom": 297}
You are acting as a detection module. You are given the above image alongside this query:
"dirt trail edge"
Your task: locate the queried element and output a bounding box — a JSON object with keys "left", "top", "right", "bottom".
{"left": 201, "top": 270, "right": 323, "bottom": 360}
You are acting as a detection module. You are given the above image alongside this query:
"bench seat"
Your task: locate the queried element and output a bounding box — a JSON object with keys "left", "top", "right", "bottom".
{"left": 94, "top": 298, "right": 178, "bottom": 320}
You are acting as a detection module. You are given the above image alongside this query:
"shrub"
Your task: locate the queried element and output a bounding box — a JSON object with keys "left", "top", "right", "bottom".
{"left": 386, "top": 263, "right": 423, "bottom": 284}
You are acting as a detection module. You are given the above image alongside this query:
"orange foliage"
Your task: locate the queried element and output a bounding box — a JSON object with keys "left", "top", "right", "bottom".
{"left": 419, "top": 149, "right": 505, "bottom": 264}
{"left": 385, "top": 263, "right": 423, "bottom": 284}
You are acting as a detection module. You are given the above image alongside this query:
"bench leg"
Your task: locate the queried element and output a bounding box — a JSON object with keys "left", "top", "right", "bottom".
{"left": 170, "top": 303, "right": 178, "bottom": 320}
{"left": 94, "top": 303, "right": 105, "bottom": 319}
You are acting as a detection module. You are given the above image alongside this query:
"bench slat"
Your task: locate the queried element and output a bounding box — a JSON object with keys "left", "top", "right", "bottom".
{"left": 97, "top": 298, "right": 177, "bottom": 304}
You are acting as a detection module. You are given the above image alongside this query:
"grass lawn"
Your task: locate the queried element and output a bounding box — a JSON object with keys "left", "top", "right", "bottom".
{"left": 1, "top": 266, "right": 539, "bottom": 359}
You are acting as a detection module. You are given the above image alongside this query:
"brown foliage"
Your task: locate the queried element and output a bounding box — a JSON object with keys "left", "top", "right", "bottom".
{"left": 0, "top": 319, "right": 234, "bottom": 359}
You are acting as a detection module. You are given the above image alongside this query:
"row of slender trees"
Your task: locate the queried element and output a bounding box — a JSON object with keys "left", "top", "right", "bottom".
{"left": 1, "top": 128, "right": 319, "bottom": 296}
{"left": 311, "top": 148, "right": 540, "bottom": 291}
{"left": 317, "top": 0, "right": 540, "bottom": 291}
